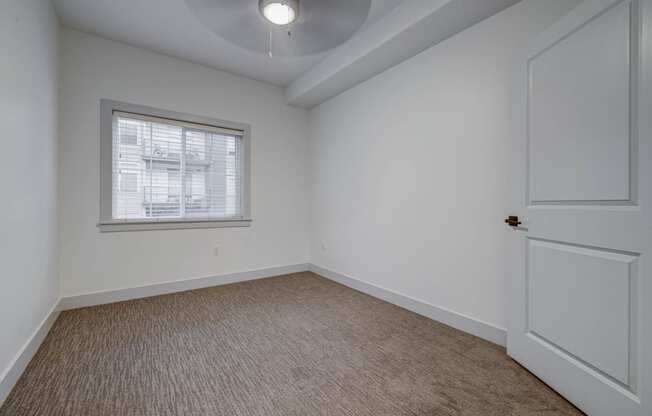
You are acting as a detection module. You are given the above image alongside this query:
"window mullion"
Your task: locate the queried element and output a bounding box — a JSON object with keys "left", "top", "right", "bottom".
{"left": 148, "top": 123, "right": 153, "bottom": 218}
{"left": 180, "top": 127, "right": 187, "bottom": 218}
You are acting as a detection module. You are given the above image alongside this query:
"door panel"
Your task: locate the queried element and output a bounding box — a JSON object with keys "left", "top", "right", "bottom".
{"left": 527, "top": 238, "right": 636, "bottom": 386}
{"left": 528, "top": 1, "right": 632, "bottom": 203}
{"left": 508, "top": 0, "right": 651, "bottom": 415}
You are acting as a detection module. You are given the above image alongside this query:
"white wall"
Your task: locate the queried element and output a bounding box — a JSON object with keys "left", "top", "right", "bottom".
{"left": 0, "top": 0, "right": 59, "bottom": 389}
{"left": 59, "top": 29, "right": 310, "bottom": 296}
{"left": 308, "top": 0, "right": 581, "bottom": 331}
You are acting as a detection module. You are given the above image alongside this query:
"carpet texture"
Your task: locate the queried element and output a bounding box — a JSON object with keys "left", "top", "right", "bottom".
{"left": 0, "top": 272, "right": 583, "bottom": 416}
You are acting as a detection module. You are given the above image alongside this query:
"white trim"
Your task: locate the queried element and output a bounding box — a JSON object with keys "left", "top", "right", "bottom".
{"left": 98, "top": 219, "right": 252, "bottom": 233}
{"left": 0, "top": 299, "right": 62, "bottom": 407}
{"left": 59, "top": 263, "right": 310, "bottom": 310}
{"left": 309, "top": 264, "right": 507, "bottom": 347}
{"left": 0, "top": 263, "right": 505, "bottom": 407}
{"left": 1, "top": 264, "right": 308, "bottom": 405}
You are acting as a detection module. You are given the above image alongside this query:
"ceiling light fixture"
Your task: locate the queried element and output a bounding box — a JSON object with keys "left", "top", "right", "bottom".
{"left": 259, "top": 0, "right": 299, "bottom": 26}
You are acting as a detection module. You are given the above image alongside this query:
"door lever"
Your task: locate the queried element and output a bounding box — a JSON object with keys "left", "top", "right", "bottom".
{"left": 504, "top": 216, "right": 522, "bottom": 227}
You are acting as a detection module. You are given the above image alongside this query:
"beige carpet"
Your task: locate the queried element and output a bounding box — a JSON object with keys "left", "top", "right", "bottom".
{"left": 0, "top": 272, "right": 583, "bottom": 416}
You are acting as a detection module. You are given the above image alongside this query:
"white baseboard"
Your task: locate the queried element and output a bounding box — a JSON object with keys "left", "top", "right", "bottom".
{"left": 1, "top": 262, "right": 502, "bottom": 408}
{"left": 309, "top": 264, "right": 507, "bottom": 347}
{"left": 0, "top": 299, "right": 62, "bottom": 407}
{"left": 1, "top": 264, "right": 309, "bottom": 406}
{"left": 59, "top": 263, "right": 310, "bottom": 311}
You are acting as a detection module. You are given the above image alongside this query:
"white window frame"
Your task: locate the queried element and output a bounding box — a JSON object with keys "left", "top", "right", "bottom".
{"left": 98, "top": 99, "right": 252, "bottom": 232}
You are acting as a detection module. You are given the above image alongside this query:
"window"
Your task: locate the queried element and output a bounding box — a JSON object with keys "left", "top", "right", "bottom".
{"left": 99, "top": 100, "right": 251, "bottom": 232}
{"left": 120, "top": 171, "right": 138, "bottom": 193}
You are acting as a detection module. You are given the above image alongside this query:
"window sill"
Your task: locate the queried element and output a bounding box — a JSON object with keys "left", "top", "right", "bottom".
{"left": 97, "top": 219, "right": 252, "bottom": 232}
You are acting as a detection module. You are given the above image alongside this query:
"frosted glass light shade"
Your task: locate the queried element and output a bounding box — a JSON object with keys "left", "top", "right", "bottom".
{"left": 260, "top": 0, "right": 299, "bottom": 25}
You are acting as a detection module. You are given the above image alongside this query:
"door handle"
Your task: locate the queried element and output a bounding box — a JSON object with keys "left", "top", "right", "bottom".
{"left": 504, "top": 216, "right": 522, "bottom": 227}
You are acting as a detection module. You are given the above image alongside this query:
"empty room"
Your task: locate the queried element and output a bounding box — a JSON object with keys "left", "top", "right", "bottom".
{"left": 1, "top": 0, "right": 650, "bottom": 415}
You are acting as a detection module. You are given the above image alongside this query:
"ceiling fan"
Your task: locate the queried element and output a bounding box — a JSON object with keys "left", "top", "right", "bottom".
{"left": 185, "top": 0, "right": 372, "bottom": 58}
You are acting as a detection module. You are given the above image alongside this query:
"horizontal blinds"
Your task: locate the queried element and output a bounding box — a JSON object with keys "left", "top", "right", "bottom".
{"left": 112, "top": 111, "right": 244, "bottom": 136}
{"left": 112, "top": 112, "right": 243, "bottom": 221}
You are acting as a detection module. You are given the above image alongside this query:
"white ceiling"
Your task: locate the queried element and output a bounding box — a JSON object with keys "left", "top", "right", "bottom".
{"left": 287, "top": 0, "right": 522, "bottom": 107}
{"left": 52, "top": 0, "right": 405, "bottom": 86}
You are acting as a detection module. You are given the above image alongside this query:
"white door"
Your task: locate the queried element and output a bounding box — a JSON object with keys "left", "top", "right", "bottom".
{"left": 507, "top": 0, "right": 651, "bottom": 415}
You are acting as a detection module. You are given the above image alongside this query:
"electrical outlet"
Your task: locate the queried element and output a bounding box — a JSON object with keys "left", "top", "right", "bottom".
{"left": 321, "top": 242, "right": 327, "bottom": 251}
{"left": 213, "top": 246, "right": 219, "bottom": 257}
